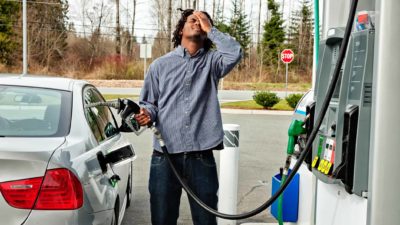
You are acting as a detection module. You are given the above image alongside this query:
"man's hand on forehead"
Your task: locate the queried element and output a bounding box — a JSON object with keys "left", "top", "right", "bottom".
{"left": 193, "top": 11, "right": 212, "bottom": 33}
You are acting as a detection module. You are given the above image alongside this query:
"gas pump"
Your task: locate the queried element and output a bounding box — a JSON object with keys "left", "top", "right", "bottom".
{"left": 308, "top": 21, "right": 375, "bottom": 196}
{"left": 286, "top": 0, "right": 400, "bottom": 225}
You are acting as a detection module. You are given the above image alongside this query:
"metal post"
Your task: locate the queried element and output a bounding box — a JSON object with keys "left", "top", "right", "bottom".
{"left": 312, "top": 0, "right": 320, "bottom": 90}
{"left": 218, "top": 124, "right": 240, "bottom": 225}
{"left": 144, "top": 46, "right": 147, "bottom": 78}
{"left": 259, "top": 46, "right": 263, "bottom": 81}
{"left": 285, "top": 63, "right": 288, "bottom": 97}
{"left": 22, "top": 0, "right": 27, "bottom": 75}
{"left": 369, "top": 0, "right": 400, "bottom": 224}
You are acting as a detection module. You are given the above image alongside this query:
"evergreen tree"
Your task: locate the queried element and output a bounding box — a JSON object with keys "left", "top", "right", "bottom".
{"left": 0, "top": 0, "right": 20, "bottom": 65}
{"left": 287, "top": 0, "right": 313, "bottom": 73}
{"left": 261, "top": 0, "right": 285, "bottom": 66}
{"left": 214, "top": 8, "right": 230, "bottom": 34}
{"left": 228, "top": 0, "right": 251, "bottom": 54}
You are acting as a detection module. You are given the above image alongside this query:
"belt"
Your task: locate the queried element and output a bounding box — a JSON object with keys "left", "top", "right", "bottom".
{"left": 152, "top": 142, "right": 223, "bottom": 157}
{"left": 153, "top": 149, "right": 213, "bottom": 157}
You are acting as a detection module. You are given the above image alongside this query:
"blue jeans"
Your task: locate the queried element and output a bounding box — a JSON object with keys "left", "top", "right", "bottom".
{"left": 149, "top": 150, "right": 219, "bottom": 225}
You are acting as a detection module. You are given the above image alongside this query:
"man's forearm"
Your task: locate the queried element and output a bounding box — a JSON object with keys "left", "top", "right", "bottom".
{"left": 207, "top": 27, "right": 242, "bottom": 62}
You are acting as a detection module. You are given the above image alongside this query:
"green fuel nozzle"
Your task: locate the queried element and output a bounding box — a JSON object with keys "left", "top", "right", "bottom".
{"left": 287, "top": 119, "right": 307, "bottom": 155}
{"left": 277, "top": 119, "right": 307, "bottom": 225}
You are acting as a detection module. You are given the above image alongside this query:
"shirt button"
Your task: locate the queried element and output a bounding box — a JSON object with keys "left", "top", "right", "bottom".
{"left": 185, "top": 98, "right": 188, "bottom": 101}
{"left": 186, "top": 125, "right": 189, "bottom": 128}
{"left": 185, "top": 111, "right": 188, "bottom": 114}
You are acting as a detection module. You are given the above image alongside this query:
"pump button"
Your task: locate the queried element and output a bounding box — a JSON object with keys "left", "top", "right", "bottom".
{"left": 312, "top": 156, "right": 319, "bottom": 168}
{"left": 322, "top": 160, "right": 328, "bottom": 173}
{"left": 322, "top": 161, "right": 327, "bottom": 173}
{"left": 325, "top": 162, "right": 333, "bottom": 175}
{"left": 318, "top": 159, "right": 332, "bottom": 175}
{"left": 318, "top": 159, "right": 325, "bottom": 172}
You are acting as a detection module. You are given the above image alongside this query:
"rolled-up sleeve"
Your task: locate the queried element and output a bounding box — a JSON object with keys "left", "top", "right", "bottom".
{"left": 207, "top": 27, "right": 243, "bottom": 79}
{"left": 139, "top": 64, "right": 159, "bottom": 122}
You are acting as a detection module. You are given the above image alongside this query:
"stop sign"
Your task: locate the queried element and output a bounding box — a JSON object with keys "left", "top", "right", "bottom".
{"left": 281, "top": 49, "right": 294, "bottom": 64}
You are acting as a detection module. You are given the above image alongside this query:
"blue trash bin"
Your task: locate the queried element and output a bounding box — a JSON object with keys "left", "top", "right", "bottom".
{"left": 271, "top": 171, "right": 300, "bottom": 222}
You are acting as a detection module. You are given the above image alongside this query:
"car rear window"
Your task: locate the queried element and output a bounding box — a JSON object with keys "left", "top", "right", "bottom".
{"left": 0, "top": 85, "right": 72, "bottom": 137}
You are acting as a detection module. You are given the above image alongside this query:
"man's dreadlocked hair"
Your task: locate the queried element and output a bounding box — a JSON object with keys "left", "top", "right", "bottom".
{"left": 172, "top": 8, "right": 214, "bottom": 51}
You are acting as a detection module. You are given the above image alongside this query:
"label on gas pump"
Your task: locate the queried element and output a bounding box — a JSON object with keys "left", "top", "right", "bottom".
{"left": 324, "top": 139, "right": 336, "bottom": 163}
{"left": 317, "top": 138, "right": 336, "bottom": 175}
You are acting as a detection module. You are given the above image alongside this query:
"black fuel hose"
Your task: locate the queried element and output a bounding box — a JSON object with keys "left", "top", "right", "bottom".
{"left": 154, "top": 0, "right": 359, "bottom": 219}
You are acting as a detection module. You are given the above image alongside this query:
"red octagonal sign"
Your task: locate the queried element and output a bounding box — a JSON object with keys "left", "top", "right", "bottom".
{"left": 281, "top": 49, "right": 294, "bottom": 64}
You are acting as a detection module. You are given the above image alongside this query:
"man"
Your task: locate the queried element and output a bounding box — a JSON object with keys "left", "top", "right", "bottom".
{"left": 135, "top": 9, "right": 242, "bottom": 225}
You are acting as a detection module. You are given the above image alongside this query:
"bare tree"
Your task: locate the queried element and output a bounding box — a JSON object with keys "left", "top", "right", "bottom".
{"left": 168, "top": 0, "right": 172, "bottom": 51}
{"left": 257, "top": 0, "right": 262, "bottom": 44}
{"left": 28, "top": 0, "right": 69, "bottom": 71}
{"left": 212, "top": 0, "right": 216, "bottom": 17}
{"left": 80, "top": 0, "right": 89, "bottom": 38}
{"left": 115, "top": 0, "right": 121, "bottom": 55}
{"left": 151, "top": 0, "right": 180, "bottom": 56}
{"left": 127, "top": 0, "right": 137, "bottom": 57}
{"left": 85, "top": 0, "right": 112, "bottom": 67}
{"left": 221, "top": 0, "right": 225, "bottom": 16}
{"left": 257, "top": 0, "right": 262, "bottom": 80}
{"left": 192, "top": 0, "right": 197, "bottom": 9}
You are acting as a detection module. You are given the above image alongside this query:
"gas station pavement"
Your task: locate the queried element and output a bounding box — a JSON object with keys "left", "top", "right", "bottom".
{"left": 121, "top": 113, "right": 292, "bottom": 225}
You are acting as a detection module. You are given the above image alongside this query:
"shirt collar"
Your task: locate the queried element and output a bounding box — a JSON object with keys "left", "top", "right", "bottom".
{"left": 175, "top": 45, "right": 205, "bottom": 58}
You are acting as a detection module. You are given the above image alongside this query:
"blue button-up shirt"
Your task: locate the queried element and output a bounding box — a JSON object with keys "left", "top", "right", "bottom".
{"left": 139, "top": 27, "right": 242, "bottom": 153}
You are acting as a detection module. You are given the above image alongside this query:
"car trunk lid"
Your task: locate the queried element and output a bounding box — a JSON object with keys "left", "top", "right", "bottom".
{"left": 0, "top": 137, "right": 65, "bottom": 225}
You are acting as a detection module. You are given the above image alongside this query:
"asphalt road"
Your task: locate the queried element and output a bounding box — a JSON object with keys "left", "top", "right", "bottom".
{"left": 120, "top": 113, "right": 292, "bottom": 225}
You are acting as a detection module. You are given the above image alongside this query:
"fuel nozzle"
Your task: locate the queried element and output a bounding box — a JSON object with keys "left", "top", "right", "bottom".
{"left": 117, "top": 98, "right": 148, "bottom": 135}
{"left": 85, "top": 98, "right": 125, "bottom": 111}
{"left": 287, "top": 119, "right": 307, "bottom": 155}
{"left": 85, "top": 98, "right": 146, "bottom": 135}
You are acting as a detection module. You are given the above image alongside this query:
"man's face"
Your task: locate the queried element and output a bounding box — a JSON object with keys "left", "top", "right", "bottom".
{"left": 181, "top": 14, "right": 206, "bottom": 41}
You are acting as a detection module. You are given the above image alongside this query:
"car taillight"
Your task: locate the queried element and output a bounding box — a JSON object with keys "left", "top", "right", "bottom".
{"left": 0, "top": 177, "right": 43, "bottom": 209}
{"left": 0, "top": 168, "right": 83, "bottom": 210}
{"left": 34, "top": 168, "right": 83, "bottom": 210}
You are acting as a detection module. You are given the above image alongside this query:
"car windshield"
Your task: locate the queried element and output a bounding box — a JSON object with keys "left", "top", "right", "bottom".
{"left": 0, "top": 85, "right": 72, "bottom": 137}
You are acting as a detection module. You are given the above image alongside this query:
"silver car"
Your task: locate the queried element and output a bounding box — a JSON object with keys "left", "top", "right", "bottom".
{"left": 0, "top": 75, "right": 136, "bottom": 225}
